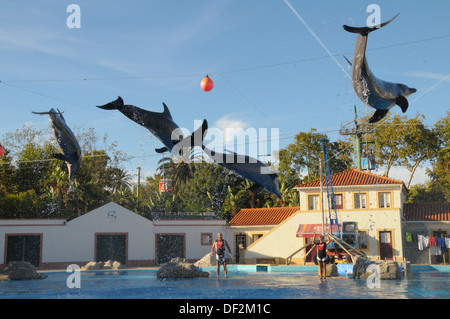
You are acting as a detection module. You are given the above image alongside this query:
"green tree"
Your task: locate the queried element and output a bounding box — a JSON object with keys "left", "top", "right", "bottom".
{"left": 278, "top": 129, "right": 352, "bottom": 183}
{"left": 364, "top": 113, "right": 409, "bottom": 177}
{"left": 399, "top": 114, "right": 439, "bottom": 189}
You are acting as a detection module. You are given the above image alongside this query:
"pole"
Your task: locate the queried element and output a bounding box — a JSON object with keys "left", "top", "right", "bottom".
{"left": 137, "top": 166, "right": 141, "bottom": 204}
{"left": 303, "top": 244, "right": 317, "bottom": 265}
{"left": 320, "top": 160, "right": 325, "bottom": 235}
{"left": 354, "top": 105, "right": 361, "bottom": 170}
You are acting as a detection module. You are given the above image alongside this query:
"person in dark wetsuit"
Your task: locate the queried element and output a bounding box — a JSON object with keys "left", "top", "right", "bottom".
{"left": 211, "top": 233, "right": 232, "bottom": 278}
{"left": 315, "top": 233, "right": 331, "bottom": 279}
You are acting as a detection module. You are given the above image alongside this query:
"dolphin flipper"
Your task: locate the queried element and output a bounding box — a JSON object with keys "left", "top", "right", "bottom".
{"left": 249, "top": 184, "right": 264, "bottom": 194}
{"left": 395, "top": 96, "right": 409, "bottom": 113}
{"left": 155, "top": 147, "right": 169, "bottom": 153}
{"left": 52, "top": 153, "right": 66, "bottom": 161}
{"left": 97, "top": 96, "right": 124, "bottom": 110}
{"left": 368, "top": 109, "right": 389, "bottom": 123}
{"left": 343, "top": 13, "right": 399, "bottom": 35}
{"left": 343, "top": 55, "right": 352, "bottom": 66}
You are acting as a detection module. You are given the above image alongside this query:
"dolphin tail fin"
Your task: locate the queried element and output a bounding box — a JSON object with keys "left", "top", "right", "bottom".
{"left": 368, "top": 109, "right": 389, "bottom": 123}
{"left": 343, "top": 13, "right": 399, "bottom": 35}
{"left": 97, "top": 96, "right": 124, "bottom": 110}
{"left": 395, "top": 96, "right": 409, "bottom": 113}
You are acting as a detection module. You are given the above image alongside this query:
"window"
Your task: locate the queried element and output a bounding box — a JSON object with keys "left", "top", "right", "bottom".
{"left": 332, "top": 194, "right": 343, "bottom": 209}
{"left": 379, "top": 192, "right": 391, "bottom": 208}
{"left": 201, "top": 233, "right": 212, "bottom": 245}
{"left": 354, "top": 193, "right": 367, "bottom": 209}
{"left": 252, "top": 234, "right": 264, "bottom": 243}
{"left": 308, "top": 195, "right": 320, "bottom": 210}
{"left": 359, "top": 230, "right": 368, "bottom": 250}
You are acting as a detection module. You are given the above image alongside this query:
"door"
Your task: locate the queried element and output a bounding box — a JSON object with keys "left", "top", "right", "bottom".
{"left": 96, "top": 234, "right": 127, "bottom": 264}
{"left": 235, "top": 234, "right": 246, "bottom": 263}
{"left": 379, "top": 231, "right": 393, "bottom": 260}
{"left": 6, "top": 235, "right": 41, "bottom": 267}
{"left": 156, "top": 234, "right": 184, "bottom": 264}
{"left": 305, "top": 238, "right": 317, "bottom": 263}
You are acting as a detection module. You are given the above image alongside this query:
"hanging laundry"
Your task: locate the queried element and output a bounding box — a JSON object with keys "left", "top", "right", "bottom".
{"left": 418, "top": 235, "right": 424, "bottom": 251}
{"left": 445, "top": 238, "right": 450, "bottom": 249}
{"left": 436, "top": 237, "right": 446, "bottom": 247}
{"left": 406, "top": 232, "right": 412, "bottom": 242}
{"left": 429, "top": 236, "right": 437, "bottom": 246}
{"left": 430, "top": 246, "right": 441, "bottom": 256}
{"left": 423, "top": 236, "right": 429, "bottom": 249}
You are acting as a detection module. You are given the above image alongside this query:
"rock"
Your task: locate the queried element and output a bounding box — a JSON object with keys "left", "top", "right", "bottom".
{"left": 81, "top": 261, "right": 104, "bottom": 270}
{"left": 193, "top": 253, "right": 215, "bottom": 268}
{"left": 352, "top": 256, "right": 402, "bottom": 280}
{"left": 379, "top": 261, "right": 402, "bottom": 280}
{"left": 325, "top": 264, "right": 338, "bottom": 277}
{"left": 0, "top": 261, "right": 47, "bottom": 281}
{"left": 112, "top": 261, "right": 124, "bottom": 270}
{"left": 81, "top": 260, "right": 124, "bottom": 271}
{"left": 157, "top": 257, "right": 210, "bottom": 279}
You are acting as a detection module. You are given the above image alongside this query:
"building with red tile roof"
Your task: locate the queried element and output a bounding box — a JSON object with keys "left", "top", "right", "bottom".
{"left": 295, "top": 168, "right": 407, "bottom": 192}
{"left": 235, "top": 169, "right": 409, "bottom": 264}
{"left": 231, "top": 168, "right": 449, "bottom": 265}
{"left": 402, "top": 202, "right": 450, "bottom": 264}
{"left": 228, "top": 207, "right": 299, "bottom": 227}
{"left": 403, "top": 202, "right": 450, "bottom": 221}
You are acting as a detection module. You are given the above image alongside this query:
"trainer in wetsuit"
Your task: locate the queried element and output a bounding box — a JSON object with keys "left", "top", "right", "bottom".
{"left": 211, "top": 233, "right": 232, "bottom": 278}
{"left": 315, "top": 233, "right": 331, "bottom": 279}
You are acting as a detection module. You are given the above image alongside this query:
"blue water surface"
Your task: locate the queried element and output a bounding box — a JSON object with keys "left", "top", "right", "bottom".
{"left": 1, "top": 266, "right": 449, "bottom": 299}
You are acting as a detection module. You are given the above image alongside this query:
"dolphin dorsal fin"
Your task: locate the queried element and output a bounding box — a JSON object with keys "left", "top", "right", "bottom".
{"left": 162, "top": 103, "right": 173, "bottom": 119}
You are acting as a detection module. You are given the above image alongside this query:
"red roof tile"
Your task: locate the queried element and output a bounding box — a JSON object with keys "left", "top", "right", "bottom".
{"left": 229, "top": 207, "right": 299, "bottom": 226}
{"left": 403, "top": 202, "right": 450, "bottom": 221}
{"left": 295, "top": 168, "right": 407, "bottom": 190}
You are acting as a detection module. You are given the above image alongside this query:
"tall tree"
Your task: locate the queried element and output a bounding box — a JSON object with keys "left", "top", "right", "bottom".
{"left": 278, "top": 129, "right": 352, "bottom": 183}
{"left": 365, "top": 113, "right": 409, "bottom": 177}
{"left": 399, "top": 114, "right": 439, "bottom": 188}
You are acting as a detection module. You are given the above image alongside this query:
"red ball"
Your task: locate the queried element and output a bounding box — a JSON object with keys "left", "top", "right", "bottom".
{"left": 201, "top": 75, "right": 214, "bottom": 92}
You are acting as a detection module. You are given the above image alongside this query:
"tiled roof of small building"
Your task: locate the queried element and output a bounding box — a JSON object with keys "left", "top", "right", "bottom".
{"left": 228, "top": 207, "right": 299, "bottom": 226}
{"left": 295, "top": 168, "right": 407, "bottom": 191}
{"left": 403, "top": 202, "right": 450, "bottom": 221}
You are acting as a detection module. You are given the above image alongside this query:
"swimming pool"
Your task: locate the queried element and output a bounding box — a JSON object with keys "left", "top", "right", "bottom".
{"left": 1, "top": 265, "right": 449, "bottom": 300}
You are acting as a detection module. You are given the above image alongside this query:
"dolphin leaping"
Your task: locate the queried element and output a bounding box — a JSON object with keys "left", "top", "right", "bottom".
{"left": 202, "top": 145, "right": 282, "bottom": 199}
{"left": 343, "top": 13, "right": 417, "bottom": 123}
{"left": 32, "top": 109, "right": 82, "bottom": 180}
{"left": 97, "top": 97, "right": 207, "bottom": 155}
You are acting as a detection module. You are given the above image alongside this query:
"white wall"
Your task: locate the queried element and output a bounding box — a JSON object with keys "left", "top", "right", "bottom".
{"left": 0, "top": 202, "right": 227, "bottom": 268}
{"left": 153, "top": 219, "right": 227, "bottom": 261}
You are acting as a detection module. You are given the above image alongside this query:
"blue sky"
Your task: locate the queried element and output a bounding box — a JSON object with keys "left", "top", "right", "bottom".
{"left": 0, "top": 0, "right": 448, "bottom": 185}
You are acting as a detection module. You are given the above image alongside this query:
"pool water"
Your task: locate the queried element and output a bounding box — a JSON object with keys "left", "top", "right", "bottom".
{"left": 1, "top": 266, "right": 449, "bottom": 299}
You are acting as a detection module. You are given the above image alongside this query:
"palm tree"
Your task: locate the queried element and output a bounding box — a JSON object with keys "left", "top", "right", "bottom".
{"left": 156, "top": 152, "right": 197, "bottom": 188}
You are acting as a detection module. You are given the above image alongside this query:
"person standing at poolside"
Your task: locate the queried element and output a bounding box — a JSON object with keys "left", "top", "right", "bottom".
{"left": 315, "top": 233, "right": 331, "bottom": 279}
{"left": 211, "top": 233, "right": 232, "bottom": 278}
